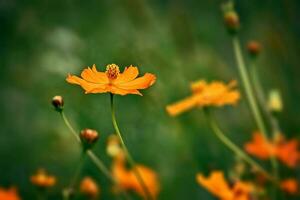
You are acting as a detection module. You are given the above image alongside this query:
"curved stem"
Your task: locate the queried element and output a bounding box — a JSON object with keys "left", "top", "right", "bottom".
{"left": 61, "top": 112, "right": 80, "bottom": 142}
{"left": 59, "top": 111, "right": 132, "bottom": 200}
{"left": 110, "top": 93, "right": 153, "bottom": 200}
{"left": 203, "top": 108, "right": 275, "bottom": 182}
{"left": 232, "top": 37, "right": 278, "bottom": 179}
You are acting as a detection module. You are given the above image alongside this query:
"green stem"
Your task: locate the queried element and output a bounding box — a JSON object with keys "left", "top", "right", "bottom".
{"left": 59, "top": 110, "right": 132, "bottom": 200}
{"left": 110, "top": 93, "right": 153, "bottom": 200}
{"left": 232, "top": 36, "right": 278, "bottom": 178}
{"left": 250, "top": 61, "right": 281, "bottom": 137}
{"left": 64, "top": 154, "right": 86, "bottom": 200}
{"left": 203, "top": 108, "right": 275, "bottom": 182}
{"left": 61, "top": 112, "right": 80, "bottom": 142}
{"left": 86, "top": 150, "right": 115, "bottom": 183}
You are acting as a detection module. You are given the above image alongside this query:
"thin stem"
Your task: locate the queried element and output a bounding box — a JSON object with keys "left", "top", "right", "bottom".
{"left": 203, "top": 108, "right": 275, "bottom": 182}
{"left": 232, "top": 36, "right": 278, "bottom": 178}
{"left": 59, "top": 111, "right": 132, "bottom": 200}
{"left": 110, "top": 93, "right": 153, "bottom": 200}
{"left": 64, "top": 154, "right": 86, "bottom": 200}
{"left": 60, "top": 112, "right": 80, "bottom": 142}
{"left": 86, "top": 150, "right": 116, "bottom": 183}
{"left": 250, "top": 61, "right": 282, "bottom": 136}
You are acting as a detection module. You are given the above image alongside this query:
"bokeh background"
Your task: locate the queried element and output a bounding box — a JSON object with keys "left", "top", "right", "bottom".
{"left": 1, "top": 0, "right": 300, "bottom": 199}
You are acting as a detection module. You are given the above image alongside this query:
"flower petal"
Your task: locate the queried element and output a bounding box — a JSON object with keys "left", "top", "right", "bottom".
{"left": 66, "top": 74, "right": 107, "bottom": 94}
{"left": 276, "top": 139, "right": 299, "bottom": 168}
{"left": 116, "top": 73, "right": 156, "bottom": 90}
{"left": 88, "top": 85, "right": 142, "bottom": 96}
{"left": 166, "top": 95, "right": 199, "bottom": 116}
{"left": 81, "top": 64, "right": 108, "bottom": 84}
{"left": 196, "top": 171, "right": 233, "bottom": 199}
{"left": 115, "top": 66, "right": 139, "bottom": 84}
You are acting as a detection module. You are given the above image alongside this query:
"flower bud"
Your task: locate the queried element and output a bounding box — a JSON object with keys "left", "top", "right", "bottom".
{"left": 268, "top": 90, "right": 283, "bottom": 112}
{"left": 80, "top": 129, "right": 99, "bottom": 150}
{"left": 106, "top": 135, "right": 122, "bottom": 157}
{"left": 247, "top": 41, "right": 261, "bottom": 57}
{"left": 52, "top": 96, "right": 64, "bottom": 111}
{"left": 80, "top": 177, "right": 99, "bottom": 198}
{"left": 224, "top": 11, "right": 240, "bottom": 34}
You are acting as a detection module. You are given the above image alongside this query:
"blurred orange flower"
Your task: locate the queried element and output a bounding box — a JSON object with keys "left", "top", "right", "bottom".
{"left": 166, "top": 80, "right": 240, "bottom": 116}
{"left": 80, "top": 177, "right": 99, "bottom": 198}
{"left": 66, "top": 64, "right": 156, "bottom": 96}
{"left": 196, "top": 171, "right": 253, "bottom": 200}
{"left": 112, "top": 153, "right": 160, "bottom": 199}
{"left": 30, "top": 169, "right": 56, "bottom": 188}
{"left": 244, "top": 132, "right": 275, "bottom": 160}
{"left": 0, "top": 187, "right": 21, "bottom": 200}
{"left": 280, "top": 179, "right": 298, "bottom": 195}
{"left": 245, "top": 132, "right": 300, "bottom": 168}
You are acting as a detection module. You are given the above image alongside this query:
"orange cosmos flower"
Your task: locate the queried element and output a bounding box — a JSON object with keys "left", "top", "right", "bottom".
{"left": 0, "top": 187, "right": 21, "bottom": 200}
{"left": 112, "top": 152, "right": 160, "bottom": 199}
{"left": 66, "top": 64, "right": 156, "bottom": 96}
{"left": 245, "top": 132, "right": 300, "bottom": 168}
{"left": 196, "top": 171, "right": 253, "bottom": 200}
{"left": 80, "top": 177, "right": 99, "bottom": 198}
{"left": 280, "top": 179, "right": 298, "bottom": 195}
{"left": 166, "top": 80, "right": 240, "bottom": 116}
{"left": 244, "top": 132, "right": 275, "bottom": 160}
{"left": 30, "top": 169, "right": 56, "bottom": 188}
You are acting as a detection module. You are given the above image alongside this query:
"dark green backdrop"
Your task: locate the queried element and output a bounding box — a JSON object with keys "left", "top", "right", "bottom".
{"left": 1, "top": 0, "right": 299, "bottom": 199}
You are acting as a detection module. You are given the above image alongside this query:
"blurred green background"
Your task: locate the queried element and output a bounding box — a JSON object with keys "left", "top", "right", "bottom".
{"left": 1, "top": 0, "right": 300, "bottom": 199}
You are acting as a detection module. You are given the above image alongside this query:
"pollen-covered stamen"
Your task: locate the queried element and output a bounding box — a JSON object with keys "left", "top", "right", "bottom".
{"left": 106, "top": 64, "right": 120, "bottom": 80}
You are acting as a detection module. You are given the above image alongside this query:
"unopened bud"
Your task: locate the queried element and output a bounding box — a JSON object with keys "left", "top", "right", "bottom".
{"left": 268, "top": 90, "right": 283, "bottom": 112}
{"left": 80, "top": 129, "right": 99, "bottom": 150}
{"left": 52, "top": 96, "right": 64, "bottom": 111}
{"left": 224, "top": 11, "right": 240, "bottom": 34}
{"left": 247, "top": 41, "right": 261, "bottom": 57}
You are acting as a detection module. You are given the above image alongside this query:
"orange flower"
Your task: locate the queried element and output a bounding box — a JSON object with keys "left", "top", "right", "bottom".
{"left": 30, "top": 169, "right": 56, "bottom": 188}
{"left": 0, "top": 187, "right": 21, "bottom": 200}
{"left": 166, "top": 80, "right": 240, "bottom": 116}
{"left": 66, "top": 64, "right": 156, "bottom": 96}
{"left": 196, "top": 171, "right": 253, "bottom": 200}
{"left": 80, "top": 177, "right": 99, "bottom": 198}
{"left": 280, "top": 179, "right": 298, "bottom": 195}
{"left": 112, "top": 152, "right": 160, "bottom": 199}
{"left": 245, "top": 132, "right": 300, "bottom": 168}
{"left": 244, "top": 132, "right": 275, "bottom": 159}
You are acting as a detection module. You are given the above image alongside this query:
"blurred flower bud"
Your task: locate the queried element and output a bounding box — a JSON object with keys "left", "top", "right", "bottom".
{"left": 30, "top": 169, "right": 56, "bottom": 189}
{"left": 80, "top": 129, "right": 99, "bottom": 150}
{"left": 106, "top": 135, "right": 122, "bottom": 157}
{"left": 52, "top": 96, "right": 64, "bottom": 112}
{"left": 268, "top": 90, "right": 283, "bottom": 112}
{"left": 224, "top": 11, "right": 240, "bottom": 34}
{"left": 247, "top": 41, "right": 261, "bottom": 57}
{"left": 222, "top": 1, "right": 239, "bottom": 34}
{"left": 80, "top": 177, "right": 99, "bottom": 198}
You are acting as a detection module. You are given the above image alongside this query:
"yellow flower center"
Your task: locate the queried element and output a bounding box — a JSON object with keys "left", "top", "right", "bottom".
{"left": 106, "top": 64, "right": 120, "bottom": 80}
